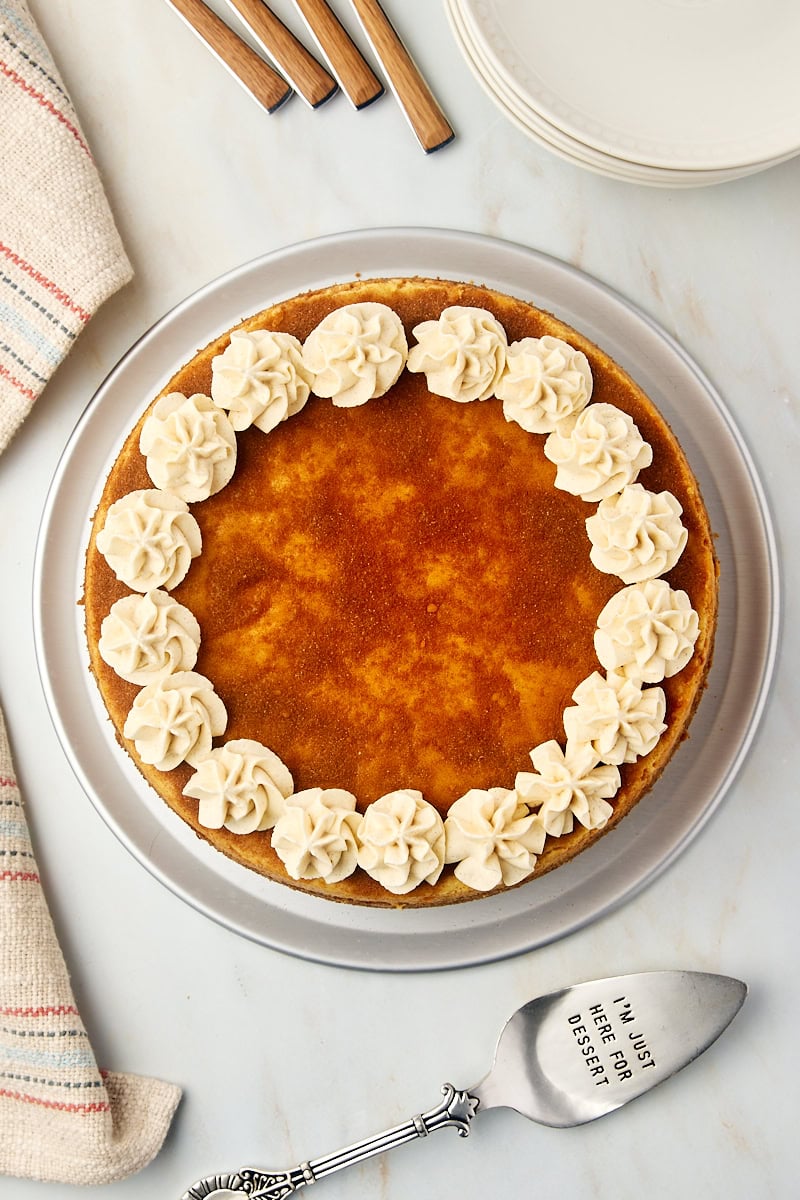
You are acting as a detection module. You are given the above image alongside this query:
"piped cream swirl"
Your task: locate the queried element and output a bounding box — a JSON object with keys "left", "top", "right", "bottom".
{"left": 96, "top": 489, "right": 201, "bottom": 592}
{"left": 98, "top": 589, "right": 201, "bottom": 684}
{"left": 563, "top": 671, "right": 667, "bottom": 766}
{"left": 544, "top": 403, "right": 652, "bottom": 502}
{"left": 139, "top": 392, "right": 236, "bottom": 502}
{"left": 586, "top": 484, "right": 687, "bottom": 583}
{"left": 594, "top": 579, "right": 699, "bottom": 683}
{"left": 496, "top": 335, "right": 592, "bottom": 432}
{"left": 356, "top": 789, "right": 445, "bottom": 895}
{"left": 123, "top": 670, "right": 227, "bottom": 771}
{"left": 407, "top": 306, "right": 507, "bottom": 402}
{"left": 303, "top": 303, "right": 407, "bottom": 407}
{"left": 184, "top": 739, "right": 293, "bottom": 834}
{"left": 211, "top": 329, "right": 312, "bottom": 432}
{"left": 271, "top": 788, "right": 361, "bottom": 883}
{"left": 515, "top": 741, "right": 620, "bottom": 837}
{"left": 443, "top": 787, "right": 545, "bottom": 892}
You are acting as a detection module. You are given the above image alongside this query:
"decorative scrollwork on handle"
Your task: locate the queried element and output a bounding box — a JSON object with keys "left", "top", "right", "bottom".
{"left": 418, "top": 1083, "right": 480, "bottom": 1139}
{"left": 182, "top": 1167, "right": 302, "bottom": 1199}
{"left": 181, "top": 1082, "right": 480, "bottom": 1198}
{"left": 181, "top": 1172, "right": 249, "bottom": 1198}
{"left": 245, "top": 1167, "right": 302, "bottom": 1199}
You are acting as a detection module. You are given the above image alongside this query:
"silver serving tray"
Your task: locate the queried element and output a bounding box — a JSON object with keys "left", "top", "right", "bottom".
{"left": 32, "top": 228, "right": 779, "bottom": 971}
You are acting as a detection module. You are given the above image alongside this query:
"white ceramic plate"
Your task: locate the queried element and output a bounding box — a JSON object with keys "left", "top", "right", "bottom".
{"left": 33, "top": 229, "right": 778, "bottom": 972}
{"left": 461, "top": 0, "right": 800, "bottom": 171}
{"left": 448, "top": 0, "right": 793, "bottom": 186}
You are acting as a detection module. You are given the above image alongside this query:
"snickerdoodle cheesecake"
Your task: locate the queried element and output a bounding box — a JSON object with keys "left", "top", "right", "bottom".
{"left": 82, "top": 277, "right": 717, "bottom": 907}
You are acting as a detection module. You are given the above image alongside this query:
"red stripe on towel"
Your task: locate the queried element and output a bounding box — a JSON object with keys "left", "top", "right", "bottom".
{"left": 0, "top": 1005, "right": 80, "bottom": 1018}
{"left": 0, "top": 870, "right": 40, "bottom": 883}
{"left": 0, "top": 1086, "right": 109, "bottom": 1114}
{"left": 0, "top": 59, "right": 91, "bottom": 158}
{"left": 0, "top": 241, "right": 91, "bottom": 322}
{"left": 0, "top": 361, "right": 39, "bottom": 402}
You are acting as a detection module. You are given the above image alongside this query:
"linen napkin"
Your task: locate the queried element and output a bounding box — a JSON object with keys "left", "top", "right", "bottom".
{"left": 0, "top": 0, "right": 132, "bottom": 454}
{"left": 1, "top": 9, "right": 181, "bottom": 1177}
{"left": 0, "top": 702, "right": 182, "bottom": 1184}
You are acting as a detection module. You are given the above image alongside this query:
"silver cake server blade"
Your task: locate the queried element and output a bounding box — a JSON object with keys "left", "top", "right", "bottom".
{"left": 182, "top": 970, "right": 746, "bottom": 1198}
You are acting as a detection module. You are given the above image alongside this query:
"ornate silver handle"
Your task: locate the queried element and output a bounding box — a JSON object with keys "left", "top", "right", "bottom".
{"left": 182, "top": 1083, "right": 479, "bottom": 1198}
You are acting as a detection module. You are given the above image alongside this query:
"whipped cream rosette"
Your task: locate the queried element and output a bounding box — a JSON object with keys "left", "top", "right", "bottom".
{"left": 184, "top": 739, "right": 293, "bottom": 835}
{"left": 545, "top": 402, "right": 653, "bottom": 502}
{"left": 444, "top": 787, "right": 546, "bottom": 892}
{"left": 496, "top": 335, "right": 592, "bottom": 432}
{"left": 594, "top": 579, "right": 699, "bottom": 683}
{"left": 211, "top": 329, "right": 312, "bottom": 432}
{"left": 563, "top": 671, "right": 667, "bottom": 766}
{"left": 303, "top": 302, "right": 407, "bottom": 407}
{"left": 96, "top": 489, "right": 201, "bottom": 592}
{"left": 272, "top": 788, "right": 361, "bottom": 883}
{"left": 586, "top": 483, "right": 688, "bottom": 584}
{"left": 139, "top": 392, "right": 237, "bottom": 502}
{"left": 122, "top": 670, "right": 227, "bottom": 772}
{"left": 98, "top": 589, "right": 201, "bottom": 685}
{"left": 407, "top": 305, "right": 507, "bottom": 402}
{"left": 515, "top": 741, "right": 620, "bottom": 837}
{"left": 357, "top": 789, "right": 445, "bottom": 895}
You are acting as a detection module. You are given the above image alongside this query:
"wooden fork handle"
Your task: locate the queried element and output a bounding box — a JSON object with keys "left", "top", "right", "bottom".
{"left": 348, "top": 0, "right": 454, "bottom": 152}
{"left": 166, "top": 0, "right": 292, "bottom": 113}
{"left": 292, "top": 0, "right": 384, "bottom": 109}
{"left": 225, "top": 0, "right": 336, "bottom": 108}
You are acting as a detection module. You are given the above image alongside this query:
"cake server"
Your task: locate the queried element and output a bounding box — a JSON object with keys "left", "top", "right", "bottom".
{"left": 181, "top": 970, "right": 746, "bottom": 1198}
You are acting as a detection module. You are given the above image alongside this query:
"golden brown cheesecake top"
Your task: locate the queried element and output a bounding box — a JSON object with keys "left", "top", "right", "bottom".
{"left": 83, "top": 277, "right": 717, "bottom": 906}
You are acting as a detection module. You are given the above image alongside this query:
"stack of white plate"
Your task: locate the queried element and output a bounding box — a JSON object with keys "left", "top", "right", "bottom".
{"left": 446, "top": 0, "right": 800, "bottom": 186}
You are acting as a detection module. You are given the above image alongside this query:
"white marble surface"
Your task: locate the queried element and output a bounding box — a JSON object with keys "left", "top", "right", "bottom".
{"left": 2, "top": 1, "right": 798, "bottom": 1196}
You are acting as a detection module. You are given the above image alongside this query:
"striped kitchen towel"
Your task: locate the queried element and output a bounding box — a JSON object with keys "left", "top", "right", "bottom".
{"left": 0, "top": 0, "right": 132, "bottom": 455}
{"left": 0, "top": 703, "right": 181, "bottom": 1183}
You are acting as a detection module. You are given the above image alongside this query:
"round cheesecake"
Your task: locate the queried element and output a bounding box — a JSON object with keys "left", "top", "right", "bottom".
{"left": 83, "top": 277, "right": 717, "bottom": 907}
